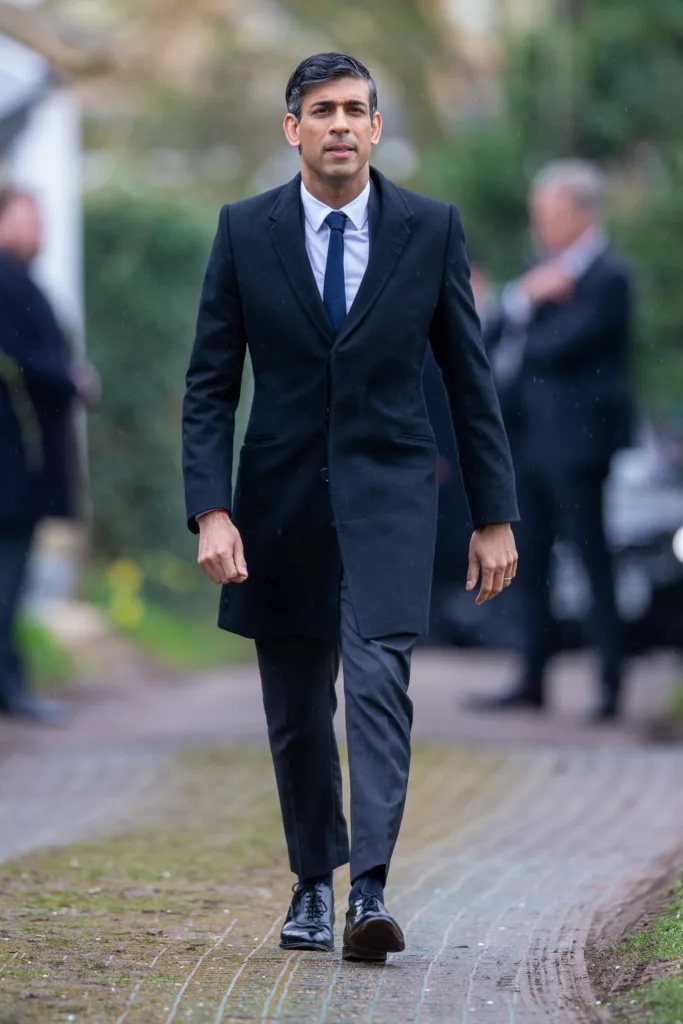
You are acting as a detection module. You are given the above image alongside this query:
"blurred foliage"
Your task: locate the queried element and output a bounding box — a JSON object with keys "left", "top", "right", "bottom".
{"left": 85, "top": 192, "right": 214, "bottom": 562}
{"left": 612, "top": 162, "right": 683, "bottom": 417}
{"left": 424, "top": 0, "right": 683, "bottom": 416}
{"left": 17, "top": 617, "right": 74, "bottom": 690}
{"left": 505, "top": 0, "right": 683, "bottom": 164}
{"left": 118, "top": 602, "right": 254, "bottom": 670}
{"left": 83, "top": 560, "right": 254, "bottom": 668}
{"left": 85, "top": 192, "right": 253, "bottom": 615}
{"left": 425, "top": 120, "right": 529, "bottom": 282}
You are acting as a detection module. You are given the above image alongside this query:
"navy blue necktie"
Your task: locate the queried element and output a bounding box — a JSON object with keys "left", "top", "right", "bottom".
{"left": 323, "top": 211, "right": 347, "bottom": 333}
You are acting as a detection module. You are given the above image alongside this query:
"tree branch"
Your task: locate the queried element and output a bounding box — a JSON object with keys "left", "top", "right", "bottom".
{"left": 0, "top": 1, "right": 115, "bottom": 76}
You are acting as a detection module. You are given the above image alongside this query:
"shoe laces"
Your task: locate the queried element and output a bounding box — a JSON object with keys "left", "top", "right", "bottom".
{"left": 360, "top": 894, "right": 383, "bottom": 913}
{"left": 293, "top": 883, "right": 327, "bottom": 920}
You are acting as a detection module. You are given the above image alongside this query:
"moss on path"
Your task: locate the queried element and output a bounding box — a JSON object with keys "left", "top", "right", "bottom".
{"left": 0, "top": 745, "right": 500, "bottom": 1023}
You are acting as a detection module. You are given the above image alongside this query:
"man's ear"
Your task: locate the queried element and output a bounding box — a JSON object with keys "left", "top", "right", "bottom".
{"left": 283, "top": 113, "right": 301, "bottom": 149}
{"left": 371, "top": 111, "right": 383, "bottom": 146}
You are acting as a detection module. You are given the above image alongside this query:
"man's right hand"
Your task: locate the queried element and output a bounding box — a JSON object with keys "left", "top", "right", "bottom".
{"left": 197, "top": 511, "right": 248, "bottom": 584}
{"left": 519, "top": 262, "right": 574, "bottom": 306}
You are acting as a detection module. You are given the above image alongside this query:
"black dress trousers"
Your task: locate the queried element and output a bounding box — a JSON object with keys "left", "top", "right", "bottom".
{"left": 256, "top": 578, "right": 415, "bottom": 882}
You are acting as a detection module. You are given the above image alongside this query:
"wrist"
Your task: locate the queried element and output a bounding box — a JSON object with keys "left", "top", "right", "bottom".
{"left": 197, "top": 509, "right": 230, "bottom": 527}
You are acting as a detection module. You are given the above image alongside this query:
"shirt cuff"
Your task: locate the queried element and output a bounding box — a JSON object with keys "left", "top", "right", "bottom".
{"left": 501, "top": 283, "right": 533, "bottom": 326}
{"left": 196, "top": 508, "right": 229, "bottom": 520}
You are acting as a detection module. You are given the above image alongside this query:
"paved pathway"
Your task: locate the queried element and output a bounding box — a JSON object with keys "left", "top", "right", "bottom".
{"left": 1, "top": 649, "right": 682, "bottom": 1021}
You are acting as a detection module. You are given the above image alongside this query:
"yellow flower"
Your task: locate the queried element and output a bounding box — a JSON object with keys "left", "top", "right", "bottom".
{"left": 106, "top": 560, "right": 143, "bottom": 594}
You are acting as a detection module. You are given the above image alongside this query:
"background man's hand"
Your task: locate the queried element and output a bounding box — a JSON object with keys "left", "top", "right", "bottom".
{"left": 467, "top": 523, "right": 517, "bottom": 605}
{"left": 519, "top": 262, "right": 574, "bottom": 306}
{"left": 197, "top": 511, "right": 248, "bottom": 584}
{"left": 71, "top": 362, "right": 102, "bottom": 407}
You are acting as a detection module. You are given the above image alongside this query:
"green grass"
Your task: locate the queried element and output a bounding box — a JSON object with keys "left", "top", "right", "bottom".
{"left": 666, "top": 680, "right": 683, "bottom": 720}
{"left": 16, "top": 617, "right": 74, "bottom": 691}
{"left": 82, "top": 561, "right": 255, "bottom": 671}
{"left": 600, "top": 880, "right": 683, "bottom": 1021}
{"left": 121, "top": 602, "right": 255, "bottom": 670}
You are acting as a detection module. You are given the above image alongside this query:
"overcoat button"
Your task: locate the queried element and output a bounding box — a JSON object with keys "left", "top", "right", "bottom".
{"left": 321, "top": 467, "right": 329, "bottom": 483}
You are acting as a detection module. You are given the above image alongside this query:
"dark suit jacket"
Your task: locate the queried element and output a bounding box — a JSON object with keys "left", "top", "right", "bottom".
{"left": 183, "top": 168, "right": 518, "bottom": 642}
{"left": 486, "top": 250, "right": 634, "bottom": 475}
{"left": 0, "top": 254, "right": 77, "bottom": 529}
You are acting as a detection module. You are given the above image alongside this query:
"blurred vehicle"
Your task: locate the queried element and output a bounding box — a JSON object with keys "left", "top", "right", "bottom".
{"left": 428, "top": 424, "right": 683, "bottom": 654}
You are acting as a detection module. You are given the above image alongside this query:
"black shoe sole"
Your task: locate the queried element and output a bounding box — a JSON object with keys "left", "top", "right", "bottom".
{"left": 342, "top": 917, "right": 405, "bottom": 961}
{"left": 279, "top": 938, "right": 334, "bottom": 952}
{"left": 342, "top": 944, "right": 387, "bottom": 962}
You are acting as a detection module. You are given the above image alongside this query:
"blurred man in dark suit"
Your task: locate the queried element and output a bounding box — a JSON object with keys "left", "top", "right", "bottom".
{"left": 470, "top": 160, "right": 633, "bottom": 720}
{"left": 0, "top": 188, "right": 96, "bottom": 723}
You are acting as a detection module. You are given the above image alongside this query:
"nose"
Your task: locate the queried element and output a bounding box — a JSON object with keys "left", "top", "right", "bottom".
{"left": 330, "top": 106, "right": 350, "bottom": 134}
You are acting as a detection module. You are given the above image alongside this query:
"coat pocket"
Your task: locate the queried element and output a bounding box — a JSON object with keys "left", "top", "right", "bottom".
{"left": 397, "top": 432, "right": 436, "bottom": 446}
{"left": 241, "top": 434, "right": 277, "bottom": 449}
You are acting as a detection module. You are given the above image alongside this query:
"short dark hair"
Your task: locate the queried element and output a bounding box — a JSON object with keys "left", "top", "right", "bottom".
{"left": 286, "top": 52, "right": 378, "bottom": 120}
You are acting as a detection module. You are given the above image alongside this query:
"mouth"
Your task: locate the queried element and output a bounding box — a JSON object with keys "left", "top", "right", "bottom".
{"left": 325, "top": 144, "right": 356, "bottom": 156}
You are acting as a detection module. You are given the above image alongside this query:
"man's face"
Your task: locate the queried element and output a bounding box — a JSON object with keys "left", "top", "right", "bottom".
{"left": 0, "top": 196, "right": 41, "bottom": 263}
{"left": 284, "top": 77, "right": 382, "bottom": 184}
{"left": 530, "top": 184, "right": 593, "bottom": 255}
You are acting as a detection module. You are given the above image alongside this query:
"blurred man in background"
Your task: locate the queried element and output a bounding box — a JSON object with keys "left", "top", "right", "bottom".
{"left": 0, "top": 188, "right": 96, "bottom": 724}
{"left": 471, "top": 160, "right": 634, "bottom": 720}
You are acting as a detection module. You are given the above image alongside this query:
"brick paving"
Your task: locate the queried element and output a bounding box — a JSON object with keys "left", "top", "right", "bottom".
{"left": 0, "top": 648, "right": 682, "bottom": 1021}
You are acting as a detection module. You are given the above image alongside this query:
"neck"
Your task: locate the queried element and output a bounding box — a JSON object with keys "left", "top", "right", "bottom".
{"left": 556, "top": 220, "right": 599, "bottom": 255}
{"left": 301, "top": 164, "right": 370, "bottom": 209}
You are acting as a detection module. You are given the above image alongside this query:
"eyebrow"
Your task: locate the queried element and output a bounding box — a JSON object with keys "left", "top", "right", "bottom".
{"left": 309, "top": 98, "right": 369, "bottom": 110}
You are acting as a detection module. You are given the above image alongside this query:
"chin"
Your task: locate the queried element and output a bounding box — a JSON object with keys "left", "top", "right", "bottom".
{"left": 326, "top": 161, "right": 362, "bottom": 179}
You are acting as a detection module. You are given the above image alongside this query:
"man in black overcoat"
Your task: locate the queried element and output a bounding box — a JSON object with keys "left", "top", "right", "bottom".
{"left": 472, "top": 160, "right": 633, "bottom": 721}
{"left": 0, "top": 189, "right": 94, "bottom": 723}
{"left": 182, "top": 53, "right": 518, "bottom": 961}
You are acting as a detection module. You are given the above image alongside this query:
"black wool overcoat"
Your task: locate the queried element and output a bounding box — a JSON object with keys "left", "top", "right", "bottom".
{"left": 182, "top": 168, "right": 518, "bottom": 642}
{"left": 0, "top": 254, "right": 77, "bottom": 530}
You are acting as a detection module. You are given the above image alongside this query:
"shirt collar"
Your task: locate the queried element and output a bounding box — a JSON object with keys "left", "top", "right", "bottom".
{"left": 300, "top": 179, "right": 371, "bottom": 232}
{"left": 558, "top": 225, "right": 608, "bottom": 280}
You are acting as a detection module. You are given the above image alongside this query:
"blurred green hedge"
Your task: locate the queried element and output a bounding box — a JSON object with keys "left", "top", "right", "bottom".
{"left": 85, "top": 192, "right": 252, "bottom": 589}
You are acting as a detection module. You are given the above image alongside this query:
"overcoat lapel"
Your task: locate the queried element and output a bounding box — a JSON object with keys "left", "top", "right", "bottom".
{"left": 269, "top": 175, "right": 334, "bottom": 343}
{"left": 268, "top": 167, "right": 413, "bottom": 345}
{"left": 336, "top": 168, "right": 412, "bottom": 345}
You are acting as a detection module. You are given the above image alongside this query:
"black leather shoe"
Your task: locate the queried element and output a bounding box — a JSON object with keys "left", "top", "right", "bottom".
{"left": 587, "top": 692, "right": 619, "bottom": 723}
{"left": 279, "top": 882, "right": 334, "bottom": 952}
{"left": 0, "top": 693, "right": 70, "bottom": 726}
{"left": 342, "top": 895, "right": 405, "bottom": 962}
{"left": 464, "top": 687, "right": 544, "bottom": 713}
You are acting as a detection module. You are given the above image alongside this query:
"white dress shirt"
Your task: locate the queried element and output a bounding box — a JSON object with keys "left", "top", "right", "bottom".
{"left": 300, "top": 180, "right": 371, "bottom": 312}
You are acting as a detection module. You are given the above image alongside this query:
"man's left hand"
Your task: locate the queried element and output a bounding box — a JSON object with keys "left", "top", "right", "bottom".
{"left": 467, "top": 524, "right": 518, "bottom": 605}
